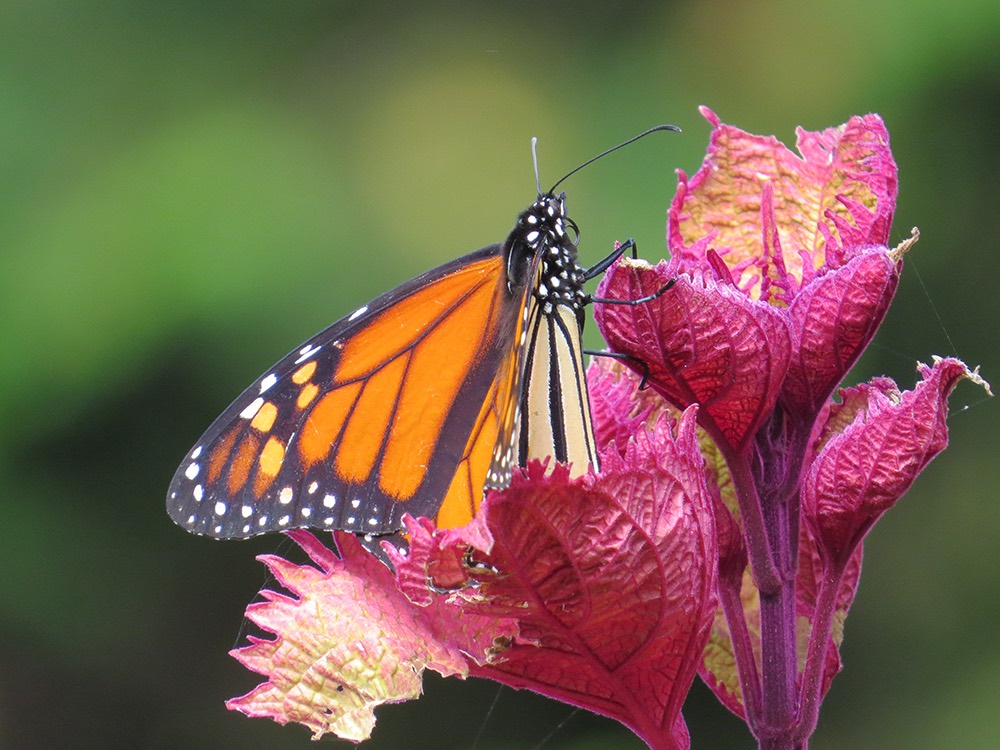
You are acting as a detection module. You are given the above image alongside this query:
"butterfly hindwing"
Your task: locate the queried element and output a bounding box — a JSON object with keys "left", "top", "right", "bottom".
{"left": 167, "top": 244, "right": 527, "bottom": 538}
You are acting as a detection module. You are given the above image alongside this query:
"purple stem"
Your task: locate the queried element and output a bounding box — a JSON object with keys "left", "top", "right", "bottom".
{"left": 792, "top": 555, "right": 847, "bottom": 743}
{"left": 717, "top": 567, "right": 763, "bottom": 732}
{"left": 725, "top": 448, "right": 781, "bottom": 595}
{"left": 725, "top": 442, "right": 801, "bottom": 748}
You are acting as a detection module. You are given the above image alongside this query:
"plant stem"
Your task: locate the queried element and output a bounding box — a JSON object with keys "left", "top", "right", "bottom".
{"left": 718, "top": 568, "right": 763, "bottom": 731}
{"left": 726, "top": 439, "right": 801, "bottom": 749}
{"left": 792, "top": 556, "right": 846, "bottom": 743}
{"left": 726, "top": 449, "right": 781, "bottom": 594}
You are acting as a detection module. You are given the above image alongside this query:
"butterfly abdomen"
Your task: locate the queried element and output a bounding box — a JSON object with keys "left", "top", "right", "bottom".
{"left": 505, "top": 194, "right": 598, "bottom": 479}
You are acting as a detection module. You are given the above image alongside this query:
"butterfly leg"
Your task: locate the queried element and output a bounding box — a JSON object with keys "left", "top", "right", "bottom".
{"left": 583, "top": 348, "right": 654, "bottom": 390}
{"left": 585, "top": 238, "right": 675, "bottom": 305}
{"left": 590, "top": 277, "right": 675, "bottom": 307}
{"left": 583, "top": 237, "right": 638, "bottom": 280}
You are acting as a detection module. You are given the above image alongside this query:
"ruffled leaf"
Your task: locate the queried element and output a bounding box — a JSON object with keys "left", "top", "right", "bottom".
{"left": 227, "top": 530, "right": 511, "bottom": 741}
{"left": 586, "top": 356, "right": 659, "bottom": 458}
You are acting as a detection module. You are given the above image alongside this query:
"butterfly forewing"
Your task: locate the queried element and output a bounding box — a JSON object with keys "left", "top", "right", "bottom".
{"left": 167, "top": 245, "right": 524, "bottom": 538}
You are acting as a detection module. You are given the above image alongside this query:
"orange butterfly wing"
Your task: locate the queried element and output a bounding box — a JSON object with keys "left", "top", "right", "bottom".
{"left": 167, "top": 245, "right": 529, "bottom": 538}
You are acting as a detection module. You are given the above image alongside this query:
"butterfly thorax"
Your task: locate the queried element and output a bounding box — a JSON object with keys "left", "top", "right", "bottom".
{"left": 506, "top": 193, "right": 587, "bottom": 319}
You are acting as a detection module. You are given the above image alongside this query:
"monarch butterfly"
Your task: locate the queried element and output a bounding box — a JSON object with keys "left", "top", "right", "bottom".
{"left": 166, "top": 126, "right": 676, "bottom": 543}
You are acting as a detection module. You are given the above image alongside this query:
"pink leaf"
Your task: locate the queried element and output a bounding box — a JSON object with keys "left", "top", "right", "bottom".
{"left": 586, "top": 356, "right": 657, "bottom": 458}
{"left": 668, "top": 108, "right": 898, "bottom": 296}
{"left": 782, "top": 249, "right": 901, "bottom": 414}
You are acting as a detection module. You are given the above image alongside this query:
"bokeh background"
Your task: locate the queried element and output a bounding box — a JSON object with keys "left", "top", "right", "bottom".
{"left": 2, "top": 1, "right": 997, "bottom": 748}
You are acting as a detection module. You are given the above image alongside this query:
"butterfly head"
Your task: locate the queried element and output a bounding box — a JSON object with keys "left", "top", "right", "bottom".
{"left": 519, "top": 192, "right": 572, "bottom": 247}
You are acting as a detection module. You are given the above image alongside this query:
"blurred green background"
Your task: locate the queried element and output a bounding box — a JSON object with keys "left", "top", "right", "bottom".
{"left": 2, "top": 1, "right": 997, "bottom": 748}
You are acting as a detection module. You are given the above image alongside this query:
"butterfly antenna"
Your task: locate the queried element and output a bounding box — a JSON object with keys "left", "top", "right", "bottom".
{"left": 548, "top": 124, "right": 680, "bottom": 193}
{"left": 531, "top": 136, "right": 543, "bottom": 197}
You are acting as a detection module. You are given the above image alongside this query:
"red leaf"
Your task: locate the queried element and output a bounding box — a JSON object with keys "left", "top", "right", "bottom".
{"left": 594, "top": 260, "right": 791, "bottom": 452}
{"left": 463, "top": 410, "right": 717, "bottom": 750}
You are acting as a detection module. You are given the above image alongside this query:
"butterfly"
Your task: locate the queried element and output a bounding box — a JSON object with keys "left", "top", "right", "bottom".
{"left": 166, "top": 126, "right": 677, "bottom": 543}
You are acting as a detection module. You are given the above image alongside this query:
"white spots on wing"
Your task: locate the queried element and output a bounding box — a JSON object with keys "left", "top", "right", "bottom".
{"left": 367, "top": 517, "right": 378, "bottom": 527}
{"left": 347, "top": 516, "right": 356, "bottom": 525}
{"left": 295, "top": 343, "right": 322, "bottom": 364}
{"left": 301, "top": 507, "right": 312, "bottom": 518}
{"left": 351, "top": 498, "right": 361, "bottom": 509}
{"left": 242, "top": 524, "right": 251, "bottom": 533}
{"left": 191, "top": 446, "right": 203, "bottom": 459}
{"left": 278, "top": 515, "right": 290, "bottom": 526}
{"left": 214, "top": 524, "right": 222, "bottom": 534}
{"left": 258, "top": 515, "right": 268, "bottom": 527}
{"left": 279, "top": 487, "right": 294, "bottom": 504}
{"left": 348, "top": 305, "right": 368, "bottom": 322}
{"left": 259, "top": 373, "right": 279, "bottom": 393}
{"left": 240, "top": 396, "right": 265, "bottom": 420}
{"left": 184, "top": 462, "right": 200, "bottom": 480}
{"left": 307, "top": 481, "right": 319, "bottom": 494}
{"left": 193, "top": 484, "right": 204, "bottom": 502}
{"left": 323, "top": 494, "right": 337, "bottom": 508}
{"left": 241, "top": 505, "right": 253, "bottom": 518}
{"left": 214, "top": 501, "right": 227, "bottom": 516}
{"left": 186, "top": 514, "right": 196, "bottom": 525}
{"left": 324, "top": 517, "right": 334, "bottom": 526}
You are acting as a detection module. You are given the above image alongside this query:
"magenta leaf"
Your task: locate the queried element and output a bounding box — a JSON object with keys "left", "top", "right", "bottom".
{"left": 803, "top": 357, "right": 991, "bottom": 565}
{"left": 594, "top": 260, "right": 791, "bottom": 452}
{"left": 782, "top": 249, "right": 901, "bottom": 414}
